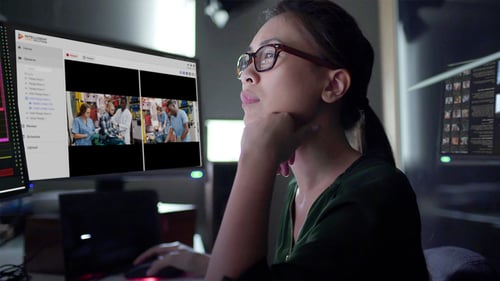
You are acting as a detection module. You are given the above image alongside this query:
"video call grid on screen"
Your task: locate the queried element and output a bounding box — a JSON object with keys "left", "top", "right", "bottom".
{"left": 438, "top": 59, "right": 500, "bottom": 164}
{"left": 12, "top": 26, "right": 201, "bottom": 180}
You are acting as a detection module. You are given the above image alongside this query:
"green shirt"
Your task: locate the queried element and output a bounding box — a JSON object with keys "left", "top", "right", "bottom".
{"left": 267, "top": 155, "right": 429, "bottom": 280}
{"left": 235, "top": 155, "right": 429, "bottom": 280}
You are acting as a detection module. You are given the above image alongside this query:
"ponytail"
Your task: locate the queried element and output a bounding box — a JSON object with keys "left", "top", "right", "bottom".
{"left": 362, "top": 107, "right": 395, "bottom": 166}
{"left": 346, "top": 106, "right": 395, "bottom": 166}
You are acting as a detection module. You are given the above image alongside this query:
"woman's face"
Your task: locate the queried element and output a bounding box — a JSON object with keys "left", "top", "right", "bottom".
{"left": 240, "top": 13, "right": 329, "bottom": 125}
{"left": 84, "top": 108, "right": 91, "bottom": 119}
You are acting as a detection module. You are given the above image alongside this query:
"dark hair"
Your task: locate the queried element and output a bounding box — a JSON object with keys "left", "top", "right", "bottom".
{"left": 120, "top": 97, "right": 128, "bottom": 105}
{"left": 265, "top": 0, "right": 395, "bottom": 165}
{"left": 78, "top": 103, "right": 91, "bottom": 117}
{"left": 166, "top": 100, "right": 177, "bottom": 107}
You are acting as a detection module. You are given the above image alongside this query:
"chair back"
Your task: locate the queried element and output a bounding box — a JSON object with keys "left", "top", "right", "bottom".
{"left": 424, "top": 246, "right": 499, "bottom": 281}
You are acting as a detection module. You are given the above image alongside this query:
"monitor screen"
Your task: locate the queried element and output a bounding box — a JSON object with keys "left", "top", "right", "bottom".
{"left": 2, "top": 22, "right": 202, "bottom": 183}
{"left": 0, "top": 24, "right": 30, "bottom": 201}
{"left": 438, "top": 59, "right": 500, "bottom": 165}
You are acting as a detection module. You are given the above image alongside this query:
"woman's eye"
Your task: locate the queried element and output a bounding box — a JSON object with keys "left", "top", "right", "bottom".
{"left": 263, "top": 52, "right": 275, "bottom": 59}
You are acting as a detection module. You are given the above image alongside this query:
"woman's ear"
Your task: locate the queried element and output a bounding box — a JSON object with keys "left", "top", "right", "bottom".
{"left": 321, "top": 69, "right": 351, "bottom": 104}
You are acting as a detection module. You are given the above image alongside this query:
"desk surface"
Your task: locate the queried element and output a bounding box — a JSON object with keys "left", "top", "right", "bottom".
{"left": 1, "top": 235, "right": 203, "bottom": 281}
{"left": 27, "top": 273, "right": 201, "bottom": 281}
{"left": 29, "top": 273, "right": 202, "bottom": 281}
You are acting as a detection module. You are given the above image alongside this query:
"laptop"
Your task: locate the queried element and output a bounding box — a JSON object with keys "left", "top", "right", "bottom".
{"left": 59, "top": 190, "right": 161, "bottom": 281}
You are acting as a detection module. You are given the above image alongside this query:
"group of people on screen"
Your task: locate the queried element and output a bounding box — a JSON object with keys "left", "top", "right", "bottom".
{"left": 71, "top": 97, "right": 130, "bottom": 146}
{"left": 147, "top": 99, "right": 191, "bottom": 144}
{"left": 71, "top": 97, "right": 190, "bottom": 146}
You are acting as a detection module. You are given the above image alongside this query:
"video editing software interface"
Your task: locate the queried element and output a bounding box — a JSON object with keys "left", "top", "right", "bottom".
{"left": 0, "top": 23, "right": 202, "bottom": 184}
{"left": 0, "top": 24, "right": 29, "bottom": 199}
{"left": 439, "top": 60, "right": 500, "bottom": 164}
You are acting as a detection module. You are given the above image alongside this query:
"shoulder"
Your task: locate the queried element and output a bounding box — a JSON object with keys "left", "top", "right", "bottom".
{"left": 341, "top": 156, "right": 411, "bottom": 192}
{"left": 333, "top": 155, "right": 417, "bottom": 214}
{"left": 180, "top": 110, "right": 188, "bottom": 120}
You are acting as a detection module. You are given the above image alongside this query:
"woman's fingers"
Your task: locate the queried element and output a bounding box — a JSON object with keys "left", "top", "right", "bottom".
{"left": 133, "top": 246, "right": 157, "bottom": 265}
{"left": 133, "top": 242, "right": 182, "bottom": 265}
{"left": 146, "top": 256, "right": 174, "bottom": 276}
{"left": 275, "top": 123, "right": 319, "bottom": 177}
{"left": 145, "top": 247, "right": 209, "bottom": 277}
{"left": 276, "top": 161, "right": 290, "bottom": 177}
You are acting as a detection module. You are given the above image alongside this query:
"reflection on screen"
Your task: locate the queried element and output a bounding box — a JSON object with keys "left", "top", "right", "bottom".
{"left": 439, "top": 60, "right": 500, "bottom": 164}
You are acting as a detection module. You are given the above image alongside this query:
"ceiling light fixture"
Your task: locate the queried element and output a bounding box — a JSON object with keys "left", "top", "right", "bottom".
{"left": 205, "top": 0, "right": 229, "bottom": 29}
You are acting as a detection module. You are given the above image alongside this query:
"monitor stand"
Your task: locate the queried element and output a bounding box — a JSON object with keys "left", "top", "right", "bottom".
{"left": 95, "top": 178, "right": 125, "bottom": 192}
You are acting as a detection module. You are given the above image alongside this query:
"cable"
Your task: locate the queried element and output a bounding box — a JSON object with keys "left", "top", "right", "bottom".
{"left": 0, "top": 264, "right": 31, "bottom": 281}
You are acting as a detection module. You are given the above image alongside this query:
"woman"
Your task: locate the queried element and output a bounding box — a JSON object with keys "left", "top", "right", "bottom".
{"left": 135, "top": 1, "right": 429, "bottom": 280}
{"left": 72, "top": 103, "right": 95, "bottom": 146}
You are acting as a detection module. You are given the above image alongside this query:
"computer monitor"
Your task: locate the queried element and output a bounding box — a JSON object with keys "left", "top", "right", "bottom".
{"left": 0, "top": 24, "right": 30, "bottom": 201}
{"left": 438, "top": 59, "right": 500, "bottom": 165}
{"left": 0, "top": 22, "right": 202, "bottom": 189}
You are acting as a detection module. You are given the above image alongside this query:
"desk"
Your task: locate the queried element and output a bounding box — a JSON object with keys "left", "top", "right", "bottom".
{"left": 22, "top": 203, "right": 197, "bottom": 275}
{"left": 1, "top": 235, "right": 203, "bottom": 281}
{"left": 18, "top": 272, "right": 200, "bottom": 281}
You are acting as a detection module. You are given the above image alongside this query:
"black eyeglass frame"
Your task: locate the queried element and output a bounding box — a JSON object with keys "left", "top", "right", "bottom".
{"left": 237, "top": 43, "right": 337, "bottom": 79}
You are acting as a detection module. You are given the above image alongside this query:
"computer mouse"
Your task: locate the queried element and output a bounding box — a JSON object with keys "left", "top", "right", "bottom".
{"left": 124, "top": 262, "right": 185, "bottom": 279}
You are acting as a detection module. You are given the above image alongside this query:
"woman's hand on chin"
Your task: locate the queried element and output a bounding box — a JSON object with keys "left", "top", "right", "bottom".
{"left": 241, "top": 112, "right": 319, "bottom": 174}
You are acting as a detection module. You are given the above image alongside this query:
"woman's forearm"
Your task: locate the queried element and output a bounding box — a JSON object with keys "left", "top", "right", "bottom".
{"left": 73, "top": 133, "right": 87, "bottom": 139}
{"left": 205, "top": 150, "right": 278, "bottom": 281}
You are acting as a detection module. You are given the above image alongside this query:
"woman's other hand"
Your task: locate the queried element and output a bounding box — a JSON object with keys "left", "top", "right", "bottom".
{"left": 133, "top": 241, "right": 210, "bottom": 277}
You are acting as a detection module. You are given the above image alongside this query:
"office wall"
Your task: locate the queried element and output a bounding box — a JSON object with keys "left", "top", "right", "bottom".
{"left": 0, "top": 0, "right": 155, "bottom": 50}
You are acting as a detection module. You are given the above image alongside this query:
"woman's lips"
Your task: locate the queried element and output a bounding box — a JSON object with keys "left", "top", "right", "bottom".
{"left": 240, "top": 91, "right": 260, "bottom": 105}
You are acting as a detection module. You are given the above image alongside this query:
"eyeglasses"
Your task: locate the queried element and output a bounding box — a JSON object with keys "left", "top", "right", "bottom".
{"left": 236, "top": 43, "right": 336, "bottom": 79}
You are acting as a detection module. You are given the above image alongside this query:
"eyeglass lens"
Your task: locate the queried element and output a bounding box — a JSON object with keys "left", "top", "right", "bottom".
{"left": 237, "top": 45, "right": 278, "bottom": 78}
{"left": 237, "top": 54, "right": 250, "bottom": 78}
